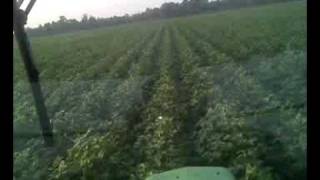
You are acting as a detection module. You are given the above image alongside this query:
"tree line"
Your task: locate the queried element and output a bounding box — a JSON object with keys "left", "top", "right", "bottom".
{"left": 26, "top": 0, "right": 299, "bottom": 36}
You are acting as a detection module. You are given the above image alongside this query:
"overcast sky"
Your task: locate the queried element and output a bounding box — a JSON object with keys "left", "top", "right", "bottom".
{"left": 23, "top": 0, "right": 183, "bottom": 28}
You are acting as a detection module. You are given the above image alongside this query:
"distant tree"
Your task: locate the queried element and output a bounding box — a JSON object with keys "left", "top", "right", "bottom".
{"left": 58, "top": 16, "right": 67, "bottom": 23}
{"left": 81, "top": 14, "right": 89, "bottom": 24}
{"left": 160, "top": 2, "right": 180, "bottom": 17}
{"left": 68, "top": 19, "right": 79, "bottom": 24}
{"left": 189, "top": 0, "right": 209, "bottom": 12}
{"left": 43, "top": 23, "right": 51, "bottom": 32}
{"left": 88, "top": 16, "right": 97, "bottom": 25}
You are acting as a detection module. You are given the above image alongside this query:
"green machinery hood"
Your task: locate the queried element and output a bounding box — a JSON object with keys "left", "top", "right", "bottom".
{"left": 146, "top": 167, "right": 235, "bottom": 180}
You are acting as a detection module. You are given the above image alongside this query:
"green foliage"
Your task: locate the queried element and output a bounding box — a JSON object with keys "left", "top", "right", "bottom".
{"left": 14, "top": 139, "right": 54, "bottom": 180}
{"left": 49, "top": 131, "right": 113, "bottom": 180}
{"left": 134, "top": 29, "right": 188, "bottom": 177}
{"left": 196, "top": 103, "right": 260, "bottom": 165}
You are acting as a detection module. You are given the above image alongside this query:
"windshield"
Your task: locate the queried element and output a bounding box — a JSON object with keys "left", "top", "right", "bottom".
{"left": 14, "top": 0, "right": 306, "bottom": 180}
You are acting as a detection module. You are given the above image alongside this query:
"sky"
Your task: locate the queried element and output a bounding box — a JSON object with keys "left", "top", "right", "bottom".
{"left": 23, "top": 0, "right": 183, "bottom": 28}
